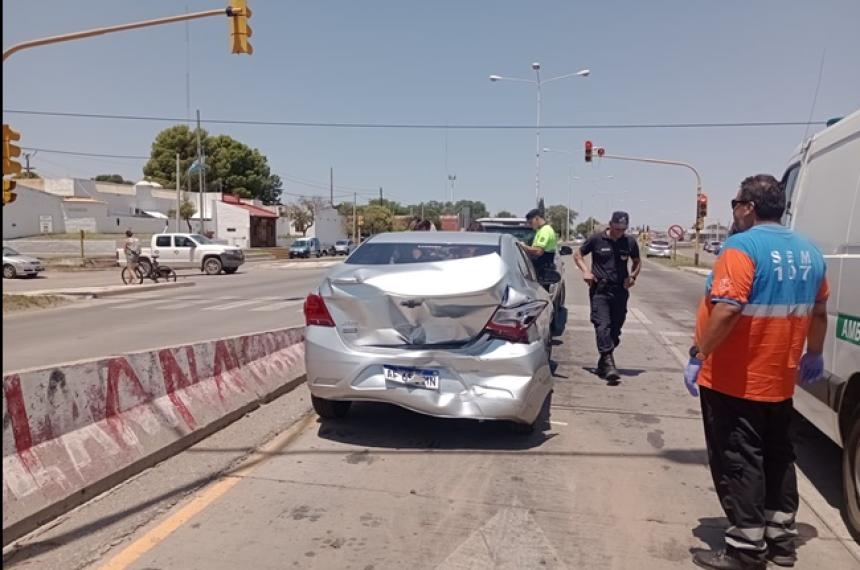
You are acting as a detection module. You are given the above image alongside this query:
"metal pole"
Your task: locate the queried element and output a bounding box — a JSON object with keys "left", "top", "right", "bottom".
{"left": 196, "top": 109, "right": 205, "bottom": 234}
{"left": 599, "top": 152, "right": 703, "bottom": 266}
{"left": 534, "top": 72, "right": 542, "bottom": 207}
{"left": 353, "top": 192, "right": 357, "bottom": 242}
{"left": 3, "top": 9, "right": 226, "bottom": 61}
{"left": 567, "top": 162, "right": 573, "bottom": 242}
{"left": 175, "top": 152, "right": 181, "bottom": 232}
{"left": 330, "top": 167, "right": 334, "bottom": 207}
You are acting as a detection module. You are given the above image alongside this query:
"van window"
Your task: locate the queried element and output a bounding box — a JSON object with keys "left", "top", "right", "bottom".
{"left": 781, "top": 163, "right": 801, "bottom": 225}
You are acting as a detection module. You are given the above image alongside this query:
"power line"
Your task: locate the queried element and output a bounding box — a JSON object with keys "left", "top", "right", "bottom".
{"left": 22, "top": 146, "right": 149, "bottom": 159}
{"left": 5, "top": 109, "right": 828, "bottom": 130}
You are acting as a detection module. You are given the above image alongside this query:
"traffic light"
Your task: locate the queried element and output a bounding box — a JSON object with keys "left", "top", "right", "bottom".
{"left": 696, "top": 194, "right": 708, "bottom": 220}
{"left": 227, "top": 1, "right": 253, "bottom": 55}
{"left": 585, "top": 140, "right": 593, "bottom": 163}
{"left": 597, "top": 147, "right": 605, "bottom": 158}
{"left": 3, "top": 124, "right": 22, "bottom": 206}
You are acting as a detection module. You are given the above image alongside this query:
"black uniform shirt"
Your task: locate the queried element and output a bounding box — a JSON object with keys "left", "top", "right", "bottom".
{"left": 579, "top": 232, "right": 640, "bottom": 284}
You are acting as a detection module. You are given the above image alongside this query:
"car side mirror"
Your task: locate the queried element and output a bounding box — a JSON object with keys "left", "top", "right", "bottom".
{"left": 559, "top": 245, "right": 573, "bottom": 256}
{"left": 539, "top": 269, "right": 562, "bottom": 285}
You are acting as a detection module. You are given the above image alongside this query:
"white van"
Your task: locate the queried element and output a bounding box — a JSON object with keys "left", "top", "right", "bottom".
{"left": 782, "top": 108, "right": 860, "bottom": 539}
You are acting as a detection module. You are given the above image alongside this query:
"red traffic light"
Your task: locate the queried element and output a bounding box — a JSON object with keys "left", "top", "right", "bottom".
{"left": 597, "top": 147, "right": 605, "bottom": 157}
{"left": 585, "top": 140, "right": 593, "bottom": 163}
{"left": 698, "top": 194, "right": 708, "bottom": 204}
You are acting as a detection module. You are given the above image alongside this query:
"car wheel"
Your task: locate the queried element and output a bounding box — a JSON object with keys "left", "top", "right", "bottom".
{"left": 204, "top": 257, "right": 223, "bottom": 275}
{"left": 551, "top": 306, "right": 567, "bottom": 337}
{"left": 842, "top": 413, "right": 860, "bottom": 542}
{"left": 3, "top": 264, "right": 18, "bottom": 279}
{"left": 311, "top": 395, "right": 351, "bottom": 419}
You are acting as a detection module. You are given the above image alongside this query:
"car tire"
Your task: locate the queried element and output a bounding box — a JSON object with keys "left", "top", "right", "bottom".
{"left": 551, "top": 306, "right": 567, "bottom": 337}
{"left": 203, "top": 257, "right": 223, "bottom": 275}
{"left": 311, "top": 395, "right": 351, "bottom": 419}
{"left": 842, "top": 413, "right": 860, "bottom": 542}
{"left": 3, "top": 264, "right": 17, "bottom": 279}
{"left": 223, "top": 267, "right": 238, "bottom": 274}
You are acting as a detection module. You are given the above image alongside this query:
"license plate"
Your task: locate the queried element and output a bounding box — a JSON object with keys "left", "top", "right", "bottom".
{"left": 383, "top": 366, "right": 440, "bottom": 390}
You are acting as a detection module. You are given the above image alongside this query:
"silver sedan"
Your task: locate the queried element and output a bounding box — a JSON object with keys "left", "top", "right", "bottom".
{"left": 303, "top": 232, "right": 563, "bottom": 431}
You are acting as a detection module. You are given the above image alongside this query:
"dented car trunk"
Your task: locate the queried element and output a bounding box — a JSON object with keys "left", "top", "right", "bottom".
{"left": 320, "top": 254, "right": 508, "bottom": 347}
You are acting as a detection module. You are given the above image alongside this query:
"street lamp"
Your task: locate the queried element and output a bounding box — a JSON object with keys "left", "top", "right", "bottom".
{"left": 489, "top": 63, "right": 590, "bottom": 207}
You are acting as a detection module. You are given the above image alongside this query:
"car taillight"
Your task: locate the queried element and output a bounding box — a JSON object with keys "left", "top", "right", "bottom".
{"left": 484, "top": 301, "right": 548, "bottom": 344}
{"left": 304, "top": 294, "right": 335, "bottom": 327}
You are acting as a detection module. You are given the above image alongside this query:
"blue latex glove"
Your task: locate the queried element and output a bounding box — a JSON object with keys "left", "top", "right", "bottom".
{"left": 798, "top": 352, "right": 824, "bottom": 385}
{"left": 684, "top": 357, "right": 702, "bottom": 397}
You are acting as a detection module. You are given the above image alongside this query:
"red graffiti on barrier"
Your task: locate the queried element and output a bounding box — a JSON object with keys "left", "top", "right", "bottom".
{"left": 103, "top": 357, "right": 152, "bottom": 445}
{"left": 3, "top": 375, "right": 33, "bottom": 454}
{"left": 158, "top": 349, "right": 198, "bottom": 429}
{"left": 212, "top": 340, "right": 247, "bottom": 401}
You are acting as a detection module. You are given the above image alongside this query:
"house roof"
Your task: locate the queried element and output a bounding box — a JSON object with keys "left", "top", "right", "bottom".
{"left": 221, "top": 194, "right": 278, "bottom": 218}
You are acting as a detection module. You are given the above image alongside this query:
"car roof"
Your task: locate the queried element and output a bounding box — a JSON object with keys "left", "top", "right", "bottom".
{"left": 369, "top": 231, "right": 502, "bottom": 246}
{"left": 476, "top": 217, "right": 528, "bottom": 225}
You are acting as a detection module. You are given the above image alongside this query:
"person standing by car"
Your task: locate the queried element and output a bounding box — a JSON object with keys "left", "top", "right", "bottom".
{"left": 684, "top": 175, "right": 829, "bottom": 570}
{"left": 574, "top": 211, "right": 640, "bottom": 384}
{"left": 522, "top": 208, "right": 558, "bottom": 279}
{"left": 123, "top": 229, "right": 141, "bottom": 283}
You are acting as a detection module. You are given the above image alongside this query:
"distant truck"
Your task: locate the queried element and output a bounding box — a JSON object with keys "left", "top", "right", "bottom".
{"left": 116, "top": 233, "right": 245, "bottom": 275}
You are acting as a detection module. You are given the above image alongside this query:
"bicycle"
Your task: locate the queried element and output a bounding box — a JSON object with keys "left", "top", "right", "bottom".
{"left": 120, "top": 254, "right": 177, "bottom": 284}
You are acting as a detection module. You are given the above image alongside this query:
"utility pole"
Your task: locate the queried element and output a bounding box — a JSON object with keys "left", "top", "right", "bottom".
{"left": 195, "top": 109, "right": 205, "bottom": 234}
{"left": 330, "top": 167, "right": 334, "bottom": 207}
{"left": 175, "top": 153, "right": 181, "bottom": 232}
{"left": 353, "top": 192, "right": 358, "bottom": 242}
{"left": 379, "top": 187, "right": 383, "bottom": 205}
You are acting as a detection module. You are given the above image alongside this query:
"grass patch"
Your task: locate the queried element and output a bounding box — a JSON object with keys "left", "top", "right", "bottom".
{"left": 2, "top": 294, "right": 75, "bottom": 313}
{"left": 651, "top": 253, "right": 714, "bottom": 269}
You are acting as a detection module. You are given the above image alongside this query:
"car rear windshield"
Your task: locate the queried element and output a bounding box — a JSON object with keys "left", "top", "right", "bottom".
{"left": 651, "top": 241, "right": 670, "bottom": 246}
{"left": 346, "top": 243, "right": 499, "bottom": 265}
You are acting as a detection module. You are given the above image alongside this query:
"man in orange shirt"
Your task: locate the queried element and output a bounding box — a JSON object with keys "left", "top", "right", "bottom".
{"left": 685, "top": 175, "right": 829, "bottom": 570}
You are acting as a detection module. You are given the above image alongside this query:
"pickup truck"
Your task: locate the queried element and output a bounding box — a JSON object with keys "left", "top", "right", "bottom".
{"left": 117, "top": 233, "right": 245, "bottom": 275}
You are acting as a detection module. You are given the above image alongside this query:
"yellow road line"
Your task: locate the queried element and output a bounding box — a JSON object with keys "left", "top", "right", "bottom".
{"left": 98, "top": 412, "right": 315, "bottom": 570}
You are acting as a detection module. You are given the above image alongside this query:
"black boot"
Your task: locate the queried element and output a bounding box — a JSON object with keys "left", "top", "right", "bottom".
{"left": 604, "top": 352, "right": 621, "bottom": 384}
{"left": 596, "top": 354, "right": 609, "bottom": 378}
{"left": 693, "top": 550, "right": 766, "bottom": 570}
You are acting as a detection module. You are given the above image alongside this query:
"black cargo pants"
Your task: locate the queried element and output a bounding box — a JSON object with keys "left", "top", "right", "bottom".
{"left": 589, "top": 281, "right": 629, "bottom": 355}
{"left": 700, "top": 386, "right": 799, "bottom": 564}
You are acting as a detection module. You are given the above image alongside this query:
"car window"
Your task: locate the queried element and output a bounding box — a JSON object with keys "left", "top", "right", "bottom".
{"left": 651, "top": 241, "right": 669, "bottom": 246}
{"left": 346, "top": 243, "right": 499, "bottom": 265}
{"left": 155, "top": 236, "right": 172, "bottom": 247}
{"left": 3, "top": 247, "right": 19, "bottom": 256}
{"left": 781, "top": 163, "right": 801, "bottom": 225}
{"left": 515, "top": 245, "right": 537, "bottom": 280}
{"left": 174, "top": 236, "right": 194, "bottom": 247}
{"left": 188, "top": 234, "right": 211, "bottom": 245}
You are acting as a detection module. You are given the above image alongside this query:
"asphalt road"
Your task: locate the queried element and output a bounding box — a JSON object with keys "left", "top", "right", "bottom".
{"left": 2, "top": 261, "right": 335, "bottom": 372}
{"left": 4, "top": 260, "right": 857, "bottom": 569}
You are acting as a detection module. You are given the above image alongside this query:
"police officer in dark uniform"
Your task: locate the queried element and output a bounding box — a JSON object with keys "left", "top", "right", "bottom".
{"left": 574, "top": 211, "right": 641, "bottom": 383}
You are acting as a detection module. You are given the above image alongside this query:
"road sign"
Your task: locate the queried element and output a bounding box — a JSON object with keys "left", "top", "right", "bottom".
{"left": 668, "top": 225, "right": 684, "bottom": 241}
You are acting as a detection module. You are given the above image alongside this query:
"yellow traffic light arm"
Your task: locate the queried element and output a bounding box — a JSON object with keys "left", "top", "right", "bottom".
{"left": 3, "top": 7, "right": 233, "bottom": 61}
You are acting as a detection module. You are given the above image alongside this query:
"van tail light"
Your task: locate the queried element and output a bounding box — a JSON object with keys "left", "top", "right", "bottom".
{"left": 484, "top": 301, "right": 548, "bottom": 344}
{"left": 304, "top": 294, "right": 335, "bottom": 327}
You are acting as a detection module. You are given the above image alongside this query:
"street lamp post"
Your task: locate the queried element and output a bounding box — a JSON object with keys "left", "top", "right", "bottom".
{"left": 490, "top": 64, "right": 589, "bottom": 207}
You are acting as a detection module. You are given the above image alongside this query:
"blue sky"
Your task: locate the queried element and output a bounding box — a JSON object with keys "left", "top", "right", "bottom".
{"left": 4, "top": 0, "right": 859, "bottom": 229}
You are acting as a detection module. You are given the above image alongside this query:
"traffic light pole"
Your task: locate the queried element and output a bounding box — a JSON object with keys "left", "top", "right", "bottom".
{"left": 3, "top": 9, "right": 228, "bottom": 61}
{"left": 593, "top": 152, "right": 704, "bottom": 266}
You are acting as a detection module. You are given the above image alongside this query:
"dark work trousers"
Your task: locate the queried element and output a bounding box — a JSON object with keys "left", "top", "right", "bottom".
{"left": 700, "top": 386, "right": 799, "bottom": 564}
{"left": 589, "top": 282, "right": 629, "bottom": 355}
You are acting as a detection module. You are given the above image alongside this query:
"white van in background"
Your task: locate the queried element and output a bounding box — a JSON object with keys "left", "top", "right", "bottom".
{"left": 782, "top": 108, "right": 860, "bottom": 539}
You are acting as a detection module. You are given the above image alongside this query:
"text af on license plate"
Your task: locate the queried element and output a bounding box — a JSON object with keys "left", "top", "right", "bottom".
{"left": 383, "top": 365, "right": 440, "bottom": 390}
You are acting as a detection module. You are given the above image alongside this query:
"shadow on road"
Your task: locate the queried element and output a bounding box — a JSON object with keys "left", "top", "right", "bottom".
{"left": 791, "top": 411, "right": 845, "bottom": 509}
{"left": 691, "top": 516, "right": 819, "bottom": 556}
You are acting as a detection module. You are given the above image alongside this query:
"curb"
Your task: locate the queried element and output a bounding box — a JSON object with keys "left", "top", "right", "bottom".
{"left": 12, "top": 280, "right": 195, "bottom": 298}
{"left": 679, "top": 266, "right": 711, "bottom": 277}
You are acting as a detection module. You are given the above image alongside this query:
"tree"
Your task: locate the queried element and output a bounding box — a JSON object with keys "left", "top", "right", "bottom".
{"left": 286, "top": 202, "right": 314, "bottom": 236}
{"left": 142, "top": 125, "right": 282, "bottom": 203}
{"left": 93, "top": 174, "right": 133, "bottom": 185}
{"left": 452, "top": 200, "right": 489, "bottom": 220}
{"left": 496, "top": 210, "right": 514, "bottom": 218}
{"left": 167, "top": 199, "right": 198, "bottom": 232}
{"left": 545, "top": 204, "right": 578, "bottom": 237}
{"left": 363, "top": 205, "right": 393, "bottom": 234}
{"left": 575, "top": 217, "right": 601, "bottom": 236}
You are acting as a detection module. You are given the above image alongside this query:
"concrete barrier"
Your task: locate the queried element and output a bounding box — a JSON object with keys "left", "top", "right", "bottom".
{"left": 1, "top": 327, "right": 306, "bottom": 545}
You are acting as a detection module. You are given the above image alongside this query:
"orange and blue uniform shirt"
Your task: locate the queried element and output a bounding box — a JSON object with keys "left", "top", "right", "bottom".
{"left": 695, "top": 224, "right": 829, "bottom": 402}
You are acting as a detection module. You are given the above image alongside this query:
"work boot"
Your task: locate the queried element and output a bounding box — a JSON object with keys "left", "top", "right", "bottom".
{"left": 693, "top": 550, "right": 765, "bottom": 570}
{"left": 765, "top": 541, "right": 797, "bottom": 567}
{"left": 596, "top": 354, "right": 609, "bottom": 378}
{"left": 603, "top": 352, "right": 621, "bottom": 384}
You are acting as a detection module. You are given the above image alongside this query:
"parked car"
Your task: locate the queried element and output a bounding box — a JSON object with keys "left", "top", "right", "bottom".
{"left": 115, "top": 233, "right": 245, "bottom": 275}
{"left": 304, "top": 231, "right": 567, "bottom": 432}
{"left": 289, "top": 237, "right": 323, "bottom": 259}
{"left": 645, "top": 239, "right": 672, "bottom": 258}
{"left": 704, "top": 240, "right": 722, "bottom": 253}
{"left": 2, "top": 247, "right": 44, "bottom": 279}
{"left": 334, "top": 239, "right": 357, "bottom": 256}
{"left": 782, "top": 108, "right": 860, "bottom": 540}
